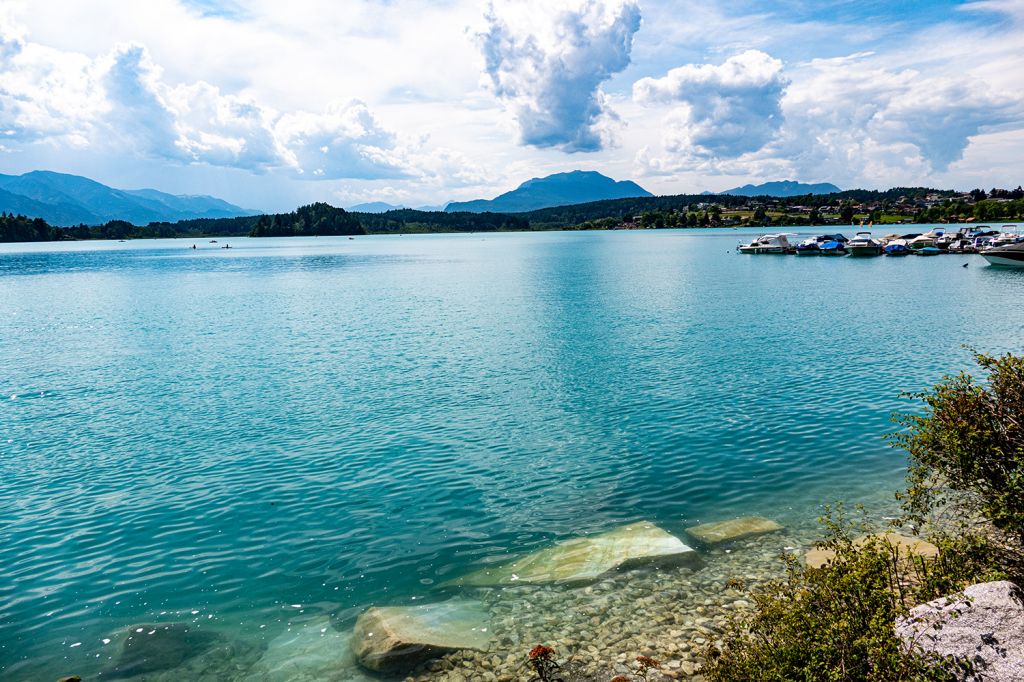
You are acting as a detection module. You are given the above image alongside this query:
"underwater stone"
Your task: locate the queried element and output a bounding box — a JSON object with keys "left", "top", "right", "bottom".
{"left": 253, "top": 617, "right": 371, "bottom": 682}
{"left": 450, "top": 522, "right": 700, "bottom": 587}
{"left": 352, "top": 600, "right": 491, "bottom": 672}
{"left": 103, "top": 622, "right": 221, "bottom": 677}
{"left": 684, "top": 517, "right": 784, "bottom": 546}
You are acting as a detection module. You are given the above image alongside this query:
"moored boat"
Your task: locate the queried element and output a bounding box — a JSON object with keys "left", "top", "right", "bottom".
{"left": 884, "top": 239, "right": 912, "bottom": 256}
{"left": 982, "top": 242, "right": 1024, "bottom": 267}
{"left": 847, "top": 231, "right": 883, "bottom": 257}
{"left": 915, "top": 246, "right": 942, "bottom": 256}
{"left": 819, "top": 240, "right": 847, "bottom": 256}
{"left": 738, "top": 233, "right": 796, "bottom": 254}
{"left": 795, "top": 234, "right": 847, "bottom": 255}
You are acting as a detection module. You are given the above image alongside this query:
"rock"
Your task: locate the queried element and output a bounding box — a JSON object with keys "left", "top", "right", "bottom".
{"left": 804, "top": 533, "right": 939, "bottom": 570}
{"left": 252, "top": 617, "right": 372, "bottom": 682}
{"left": 103, "top": 622, "right": 222, "bottom": 677}
{"left": 896, "top": 581, "right": 1024, "bottom": 681}
{"left": 450, "top": 522, "right": 700, "bottom": 587}
{"left": 351, "top": 600, "right": 491, "bottom": 673}
{"left": 685, "top": 517, "right": 783, "bottom": 546}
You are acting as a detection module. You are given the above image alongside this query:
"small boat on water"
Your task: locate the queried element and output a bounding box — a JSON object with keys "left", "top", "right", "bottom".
{"left": 795, "top": 234, "right": 847, "bottom": 255}
{"left": 884, "top": 239, "right": 912, "bottom": 256}
{"left": 947, "top": 238, "right": 976, "bottom": 254}
{"left": 738, "top": 233, "right": 796, "bottom": 254}
{"left": 982, "top": 242, "right": 1024, "bottom": 267}
{"left": 987, "top": 232, "right": 1023, "bottom": 249}
{"left": 909, "top": 230, "right": 943, "bottom": 251}
{"left": 915, "top": 246, "right": 942, "bottom": 256}
{"left": 819, "top": 239, "right": 847, "bottom": 256}
{"left": 847, "top": 231, "right": 883, "bottom": 257}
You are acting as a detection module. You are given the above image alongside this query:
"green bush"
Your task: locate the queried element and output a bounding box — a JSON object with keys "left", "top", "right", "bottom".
{"left": 704, "top": 507, "right": 997, "bottom": 682}
{"left": 708, "top": 352, "right": 1024, "bottom": 681}
{"left": 893, "top": 351, "right": 1024, "bottom": 546}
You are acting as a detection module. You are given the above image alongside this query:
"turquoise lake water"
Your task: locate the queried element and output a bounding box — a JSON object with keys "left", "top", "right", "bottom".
{"left": 2, "top": 229, "right": 1023, "bottom": 679}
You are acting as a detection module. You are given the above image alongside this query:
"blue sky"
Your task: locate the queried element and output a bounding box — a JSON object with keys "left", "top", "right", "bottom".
{"left": 1, "top": 0, "right": 1022, "bottom": 210}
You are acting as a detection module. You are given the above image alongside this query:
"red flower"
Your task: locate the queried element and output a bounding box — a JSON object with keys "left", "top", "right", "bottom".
{"left": 529, "top": 645, "right": 554, "bottom": 659}
{"left": 636, "top": 655, "right": 660, "bottom": 668}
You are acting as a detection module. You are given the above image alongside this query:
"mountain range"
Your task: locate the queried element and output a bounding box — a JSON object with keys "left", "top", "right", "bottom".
{"left": 445, "top": 170, "right": 652, "bottom": 213}
{"left": 717, "top": 180, "right": 842, "bottom": 197}
{"left": 0, "top": 171, "right": 256, "bottom": 226}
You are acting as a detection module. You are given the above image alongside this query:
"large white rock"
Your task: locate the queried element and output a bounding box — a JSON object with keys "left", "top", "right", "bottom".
{"left": 251, "top": 617, "right": 373, "bottom": 682}
{"left": 451, "top": 521, "right": 700, "bottom": 587}
{"left": 896, "top": 581, "right": 1024, "bottom": 681}
{"left": 351, "top": 600, "right": 491, "bottom": 672}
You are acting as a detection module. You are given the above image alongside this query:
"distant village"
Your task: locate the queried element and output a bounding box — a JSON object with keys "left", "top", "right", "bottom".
{"left": 619, "top": 186, "right": 1024, "bottom": 229}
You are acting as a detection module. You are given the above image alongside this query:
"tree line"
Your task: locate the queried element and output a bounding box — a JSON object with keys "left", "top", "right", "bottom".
{"left": 3, "top": 186, "right": 1023, "bottom": 243}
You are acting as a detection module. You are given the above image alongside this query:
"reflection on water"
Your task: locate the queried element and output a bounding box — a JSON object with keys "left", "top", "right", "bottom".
{"left": 1, "top": 231, "right": 1021, "bottom": 679}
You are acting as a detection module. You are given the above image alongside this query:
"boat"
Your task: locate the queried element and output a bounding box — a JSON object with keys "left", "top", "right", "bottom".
{"left": 947, "top": 238, "right": 976, "bottom": 254}
{"left": 982, "top": 242, "right": 1024, "bottom": 267}
{"left": 795, "top": 234, "right": 846, "bottom": 255}
{"left": 883, "top": 239, "right": 912, "bottom": 256}
{"left": 846, "top": 231, "right": 883, "bottom": 257}
{"left": 909, "top": 230, "right": 943, "bottom": 250}
{"left": 819, "top": 240, "right": 847, "bottom": 256}
{"left": 915, "top": 246, "right": 942, "bottom": 256}
{"left": 738, "top": 233, "right": 796, "bottom": 254}
{"left": 795, "top": 236, "right": 824, "bottom": 255}
{"left": 987, "top": 232, "right": 1023, "bottom": 249}
{"left": 210, "top": 240, "right": 218, "bottom": 243}
{"left": 974, "top": 235, "right": 997, "bottom": 251}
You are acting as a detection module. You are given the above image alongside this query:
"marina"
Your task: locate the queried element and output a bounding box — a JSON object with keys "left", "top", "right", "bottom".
{"left": 738, "top": 225, "right": 1024, "bottom": 265}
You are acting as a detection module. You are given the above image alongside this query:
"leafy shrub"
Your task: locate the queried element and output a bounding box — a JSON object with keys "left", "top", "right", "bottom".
{"left": 707, "top": 352, "right": 1024, "bottom": 681}
{"left": 893, "top": 351, "right": 1024, "bottom": 546}
{"left": 703, "top": 506, "right": 996, "bottom": 682}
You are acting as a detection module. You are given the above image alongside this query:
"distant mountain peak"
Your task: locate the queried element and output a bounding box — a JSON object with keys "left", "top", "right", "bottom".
{"left": 717, "top": 180, "right": 841, "bottom": 197}
{"left": 0, "top": 170, "right": 256, "bottom": 226}
{"left": 446, "top": 170, "right": 652, "bottom": 213}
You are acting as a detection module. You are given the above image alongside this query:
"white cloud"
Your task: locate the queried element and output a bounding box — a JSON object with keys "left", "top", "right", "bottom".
{"left": 479, "top": 0, "right": 642, "bottom": 152}
{"left": 635, "top": 49, "right": 1024, "bottom": 188}
{"left": 778, "top": 54, "right": 1022, "bottom": 186}
{"left": 0, "top": 29, "right": 420, "bottom": 180}
{"left": 634, "top": 50, "right": 788, "bottom": 159}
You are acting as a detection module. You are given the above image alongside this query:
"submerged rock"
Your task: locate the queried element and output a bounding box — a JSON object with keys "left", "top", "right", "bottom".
{"left": 804, "top": 532, "right": 938, "bottom": 570}
{"left": 351, "top": 600, "right": 491, "bottom": 672}
{"left": 103, "top": 622, "right": 222, "bottom": 677}
{"left": 685, "top": 517, "right": 784, "bottom": 546}
{"left": 451, "top": 522, "right": 700, "bottom": 587}
{"left": 252, "top": 617, "right": 372, "bottom": 682}
{"left": 896, "top": 581, "right": 1024, "bottom": 681}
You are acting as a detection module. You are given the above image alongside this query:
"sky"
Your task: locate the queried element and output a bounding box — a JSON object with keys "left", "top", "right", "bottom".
{"left": 1, "top": 0, "right": 1023, "bottom": 211}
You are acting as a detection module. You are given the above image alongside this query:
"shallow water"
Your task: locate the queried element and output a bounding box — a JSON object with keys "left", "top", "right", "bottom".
{"left": 1, "top": 229, "right": 1022, "bottom": 679}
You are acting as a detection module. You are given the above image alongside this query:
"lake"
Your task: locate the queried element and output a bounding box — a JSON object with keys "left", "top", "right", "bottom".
{"left": 2, "top": 229, "right": 1022, "bottom": 680}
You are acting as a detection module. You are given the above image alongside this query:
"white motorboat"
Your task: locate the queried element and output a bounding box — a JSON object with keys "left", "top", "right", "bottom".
{"left": 738, "top": 233, "right": 796, "bottom": 254}
{"left": 982, "top": 242, "right": 1024, "bottom": 267}
{"left": 846, "top": 231, "right": 883, "bottom": 257}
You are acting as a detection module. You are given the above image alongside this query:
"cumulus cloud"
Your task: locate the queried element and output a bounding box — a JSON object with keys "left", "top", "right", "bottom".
{"left": 634, "top": 50, "right": 788, "bottom": 159}
{"left": 779, "top": 54, "right": 1022, "bottom": 185}
{"left": 0, "top": 29, "right": 412, "bottom": 180}
{"left": 635, "top": 50, "right": 1024, "bottom": 187}
{"left": 479, "top": 0, "right": 641, "bottom": 152}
